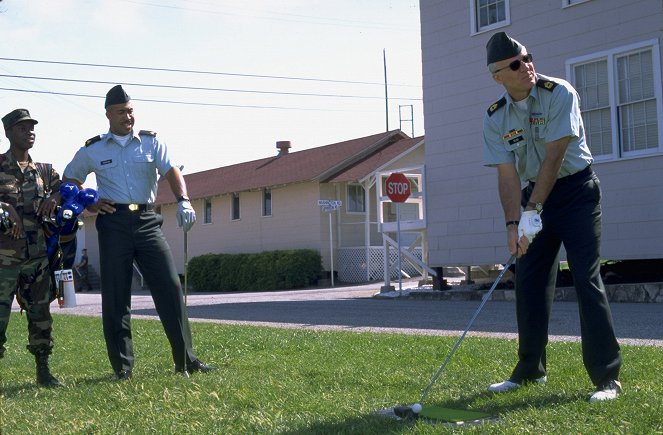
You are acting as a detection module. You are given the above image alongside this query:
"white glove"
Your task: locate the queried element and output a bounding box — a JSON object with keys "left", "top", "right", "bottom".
{"left": 176, "top": 200, "right": 196, "bottom": 232}
{"left": 518, "top": 210, "right": 542, "bottom": 243}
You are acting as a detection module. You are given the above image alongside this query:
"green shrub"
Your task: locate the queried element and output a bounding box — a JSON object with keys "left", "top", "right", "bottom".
{"left": 188, "top": 249, "right": 322, "bottom": 292}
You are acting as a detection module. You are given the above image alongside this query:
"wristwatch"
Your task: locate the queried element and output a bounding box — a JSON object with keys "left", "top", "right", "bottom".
{"left": 177, "top": 195, "right": 190, "bottom": 203}
{"left": 527, "top": 201, "right": 543, "bottom": 214}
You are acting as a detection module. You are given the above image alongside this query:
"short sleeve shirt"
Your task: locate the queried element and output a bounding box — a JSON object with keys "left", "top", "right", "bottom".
{"left": 483, "top": 74, "right": 593, "bottom": 182}
{"left": 63, "top": 129, "right": 173, "bottom": 203}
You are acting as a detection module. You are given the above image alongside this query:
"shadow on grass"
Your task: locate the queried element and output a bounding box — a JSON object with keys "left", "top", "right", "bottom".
{"left": 0, "top": 373, "right": 111, "bottom": 399}
{"left": 277, "top": 413, "right": 408, "bottom": 435}
{"left": 441, "top": 387, "right": 586, "bottom": 414}
{"left": 277, "top": 389, "right": 587, "bottom": 434}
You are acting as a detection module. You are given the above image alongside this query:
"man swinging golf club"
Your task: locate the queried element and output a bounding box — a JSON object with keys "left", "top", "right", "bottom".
{"left": 482, "top": 32, "right": 622, "bottom": 402}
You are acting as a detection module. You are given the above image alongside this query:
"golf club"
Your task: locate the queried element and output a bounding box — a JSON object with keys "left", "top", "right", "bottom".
{"left": 181, "top": 229, "right": 190, "bottom": 378}
{"left": 394, "top": 255, "right": 516, "bottom": 419}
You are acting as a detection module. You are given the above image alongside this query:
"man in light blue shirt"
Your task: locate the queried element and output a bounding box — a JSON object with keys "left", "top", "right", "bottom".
{"left": 482, "top": 32, "right": 621, "bottom": 402}
{"left": 64, "top": 85, "right": 213, "bottom": 380}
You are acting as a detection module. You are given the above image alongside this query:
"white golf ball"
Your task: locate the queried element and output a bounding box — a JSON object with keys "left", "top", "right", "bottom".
{"left": 412, "top": 403, "right": 422, "bottom": 414}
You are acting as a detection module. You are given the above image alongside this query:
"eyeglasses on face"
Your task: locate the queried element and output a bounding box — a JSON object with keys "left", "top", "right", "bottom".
{"left": 493, "top": 53, "right": 533, "bottom": 74}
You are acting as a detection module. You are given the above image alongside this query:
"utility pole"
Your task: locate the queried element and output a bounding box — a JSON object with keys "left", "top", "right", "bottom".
{"left": 383, "top": 48, "right": 389, "bottom": 132}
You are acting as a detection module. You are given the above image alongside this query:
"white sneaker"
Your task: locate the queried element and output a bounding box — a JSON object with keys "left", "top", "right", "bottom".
{"left": 589, "top": 380, "right": 622, "bottom": 403}
{"left": 488, "top": 376, "right": 547, "bottom": 393}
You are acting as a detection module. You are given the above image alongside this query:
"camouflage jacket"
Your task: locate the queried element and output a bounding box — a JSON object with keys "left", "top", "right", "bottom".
{"left": 0, "top": 150, "right": 61, "bottom": 260}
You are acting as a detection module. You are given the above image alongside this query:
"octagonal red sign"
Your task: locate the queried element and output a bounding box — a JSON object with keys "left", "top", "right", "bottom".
{"left": 385, "top": 173, "right": 410, "bottom": 203}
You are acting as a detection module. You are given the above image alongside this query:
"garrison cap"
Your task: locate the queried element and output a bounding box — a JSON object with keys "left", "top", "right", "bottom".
{"left": 2, "top": 108, "right": 38, "bottom": 129}
{"left": 105, "top": 85, "right": 131, "bottom": 108}
{"left": 486, "top": 32, "right": 524, "bottom": 65}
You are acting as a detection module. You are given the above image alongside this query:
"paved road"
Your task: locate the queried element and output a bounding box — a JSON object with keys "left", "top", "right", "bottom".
{"left": 45, "top": 282, "right": 663, "bottom": 347}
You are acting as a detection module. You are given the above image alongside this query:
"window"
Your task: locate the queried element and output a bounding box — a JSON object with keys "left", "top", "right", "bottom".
{"left": 571, "top": 41, "right": 661, "bottom": 160}
{"left": 472, "top": 0, "right": 509, "bottom": 33}
{"left": 562, "top": 0, "right": 590, "bottom": 7}
{"left": 262, "top": 188, "right": 272, "bottom": 217}
{"left": 346, "top": 183, "right": 365, "bottom": 213}
{"left": 231, "top": 193, "right": 240, "bottom": 220}
{"left": 203, "top": 198, "right": 212, "bottom": 224}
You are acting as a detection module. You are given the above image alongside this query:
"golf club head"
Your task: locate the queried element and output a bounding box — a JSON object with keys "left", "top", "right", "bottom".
{"left": 393, "top": 405, "right": 418, "bottom": 420}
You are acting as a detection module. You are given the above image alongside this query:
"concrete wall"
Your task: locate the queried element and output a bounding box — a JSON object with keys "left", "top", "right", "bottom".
{"left": 420, "top": 0, "right": 663, "bottom": 266}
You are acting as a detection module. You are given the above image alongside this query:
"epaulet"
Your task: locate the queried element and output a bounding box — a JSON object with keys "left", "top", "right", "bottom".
{"left": 536, "top": 78, "right": 558, "bottom": 92}
{"left": 139, "top": 130, "right": 157, "bottom": 137}
{"left": 85, "top": 135, "right": 102, "bottom": 147}
{"left": 487, "top": 97, "right": 506, "bottom": 117}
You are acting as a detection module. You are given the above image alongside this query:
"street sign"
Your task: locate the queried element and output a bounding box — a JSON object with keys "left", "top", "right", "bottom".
{"left": 317, "top": 199, "right": 342, "bottom": 287}
{"left": 385, "top": 173, "right": 411, "bottom": 203}
{"left": 318, "top": 199, "right": 342, "bottom": 208}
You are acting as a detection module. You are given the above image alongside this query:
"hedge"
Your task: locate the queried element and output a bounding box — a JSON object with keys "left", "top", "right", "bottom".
{"left": 187, "top": 249, "right": 323, "bottom": 292}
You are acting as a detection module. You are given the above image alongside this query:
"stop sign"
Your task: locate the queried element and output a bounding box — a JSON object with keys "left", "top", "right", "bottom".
{"left": 385, "top": 172, "right": 411, "bottom": 203}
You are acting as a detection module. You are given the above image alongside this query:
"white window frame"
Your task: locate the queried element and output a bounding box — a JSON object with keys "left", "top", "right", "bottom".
{"left": 262, "top": 188, "right": 272, "bottom": 217}
{"left": 470, "top": 0, "right": 510, "bottom": 35}
{"left": 562, "top": 0, "right": 591, "bottom": 8}
{"left": 203, "top": 198, "right": 212, "bottom": 224}
{"left": 567, "top": 39, "right": 663, "bottom": 162}
{"left": 346, "top": 183, "right": 366, "bottom": 214}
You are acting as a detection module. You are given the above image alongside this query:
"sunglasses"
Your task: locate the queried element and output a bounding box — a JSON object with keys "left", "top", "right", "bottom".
{"left": 493, "top": 53, "right": 534, "bottom": 73}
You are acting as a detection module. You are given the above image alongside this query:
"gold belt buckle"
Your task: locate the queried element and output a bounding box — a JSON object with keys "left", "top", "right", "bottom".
{"left": 128, "top": 203, "right": 139, "bottom": 212}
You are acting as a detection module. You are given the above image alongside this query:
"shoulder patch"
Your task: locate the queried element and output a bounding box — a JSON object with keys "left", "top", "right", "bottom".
{"left": 139, "top": 130, "right": 157, "bottom": 137}
{"left": 536, "top": 79, "right": 558, "bottom": 92}
{"left": 85, "top": 135, "right": 102, "bottom": 147}
{"left": 487, "top": 97, "right": 506, "bottom": 117}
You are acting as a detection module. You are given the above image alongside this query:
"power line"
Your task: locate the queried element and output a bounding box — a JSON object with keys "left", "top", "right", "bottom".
{"left": 0, "top": 57, "right": 419, "bottom": 88}
{"left": 0, "top": 73, "right": 421, "bottom": 101}
{"left": 0, "top": 87, "right": 376, "bottom": 112}
{"left": 120, "top": 0, "right": 419, "bottom": 32}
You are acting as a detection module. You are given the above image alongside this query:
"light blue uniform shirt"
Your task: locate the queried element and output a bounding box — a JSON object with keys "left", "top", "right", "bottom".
{"left": 64, "top": 129, "right": 173, "bottom": 203}
{"left": 483, "top": 74, "right": 593, "bottom": 183}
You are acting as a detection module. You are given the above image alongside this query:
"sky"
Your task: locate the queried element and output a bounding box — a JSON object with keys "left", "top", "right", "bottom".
{"left": 0, "top": 0, "right": 423, "bottom": 187}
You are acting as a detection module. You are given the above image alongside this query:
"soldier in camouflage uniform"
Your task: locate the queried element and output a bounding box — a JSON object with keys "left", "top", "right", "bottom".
{"left": 0, "top": 108, "right": 63, "bottom": 387}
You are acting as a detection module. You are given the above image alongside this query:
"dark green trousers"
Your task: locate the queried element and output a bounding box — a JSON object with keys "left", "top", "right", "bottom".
{"left": 96, "top": 209, "right": 196, "bottom": 373}
{"left": 511, "top": 167, "right": 621, "bottom": 387}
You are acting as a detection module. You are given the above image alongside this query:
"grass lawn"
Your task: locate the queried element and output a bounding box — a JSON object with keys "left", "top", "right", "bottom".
{"left": 1, "top": 314, "right": 662, "bottom": 434}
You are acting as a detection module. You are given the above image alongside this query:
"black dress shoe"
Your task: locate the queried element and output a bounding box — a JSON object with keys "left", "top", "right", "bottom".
{"left": 176, "top": 360, "right": 215, "bottom": 374}
{"left": 111, "top": 369, "right": 132, "bottom": 381}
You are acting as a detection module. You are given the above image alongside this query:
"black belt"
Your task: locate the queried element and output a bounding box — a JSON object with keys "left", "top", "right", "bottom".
{"left": 114, "top": 203, "right": 154, "bottom": 212}
{"left": 529, "top": 165, "right": 593, "bottom": 187}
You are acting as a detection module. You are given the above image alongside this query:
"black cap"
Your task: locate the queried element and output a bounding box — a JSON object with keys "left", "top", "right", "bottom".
{"left": 105, "top": 85, "right": 131, "bottom": 108}
{"left": 2, "top": 108, "right": 38, "bottom": 130}
{"left": 486, "top": 32, "right": 523, "bottom": 65}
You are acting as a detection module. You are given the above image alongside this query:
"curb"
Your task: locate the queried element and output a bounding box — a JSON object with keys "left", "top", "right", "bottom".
{"left": 375, "top": 282, "right": 663, "bottom": 303}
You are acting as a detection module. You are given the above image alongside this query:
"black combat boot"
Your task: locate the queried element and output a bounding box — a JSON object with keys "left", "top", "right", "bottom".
{"left": 35, "top": 352, "right": 63, "bottom": 387}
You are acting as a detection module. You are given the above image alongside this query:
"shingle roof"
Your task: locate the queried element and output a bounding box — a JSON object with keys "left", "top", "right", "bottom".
{"left": 155, "top": 130, "right": 417, "bottom": 204}
{"left": 324, "top": 136, "right": 424, "bottom": 183}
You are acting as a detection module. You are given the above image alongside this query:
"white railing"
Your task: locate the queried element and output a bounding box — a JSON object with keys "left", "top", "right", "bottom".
{"left": 337, "top": 246, "right": 423, "bottom": 283}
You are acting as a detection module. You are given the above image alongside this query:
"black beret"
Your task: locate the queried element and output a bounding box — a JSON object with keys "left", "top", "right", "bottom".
{"left": 486, "top": 32, "right": 523, "bottom": 65}
{"left": 2, "top": 108, "right": 38, "bottom": 129}
{"left": 105, "top": 85, "right": 131, "bottom": 108}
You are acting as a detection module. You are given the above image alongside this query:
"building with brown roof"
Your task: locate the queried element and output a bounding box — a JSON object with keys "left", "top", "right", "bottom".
{"left": 80, "top": 130, "right": 428, "bottom": 287}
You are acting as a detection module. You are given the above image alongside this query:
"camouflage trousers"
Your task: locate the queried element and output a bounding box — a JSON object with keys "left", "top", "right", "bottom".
{"left": 0, "top": 254, "right": 55, "bottom": 356}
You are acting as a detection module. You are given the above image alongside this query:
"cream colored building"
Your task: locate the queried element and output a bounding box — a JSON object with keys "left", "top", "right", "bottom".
{"left": 80, "top": 130, "right": 429, "bottom": 285}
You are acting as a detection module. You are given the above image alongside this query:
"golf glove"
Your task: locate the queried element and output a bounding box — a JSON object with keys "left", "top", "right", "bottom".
{"left": 518, "top": 210, "right": 542, "bottom": 243}
{"left": 176, "top": 200, "right": 196, "bottom": 232}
